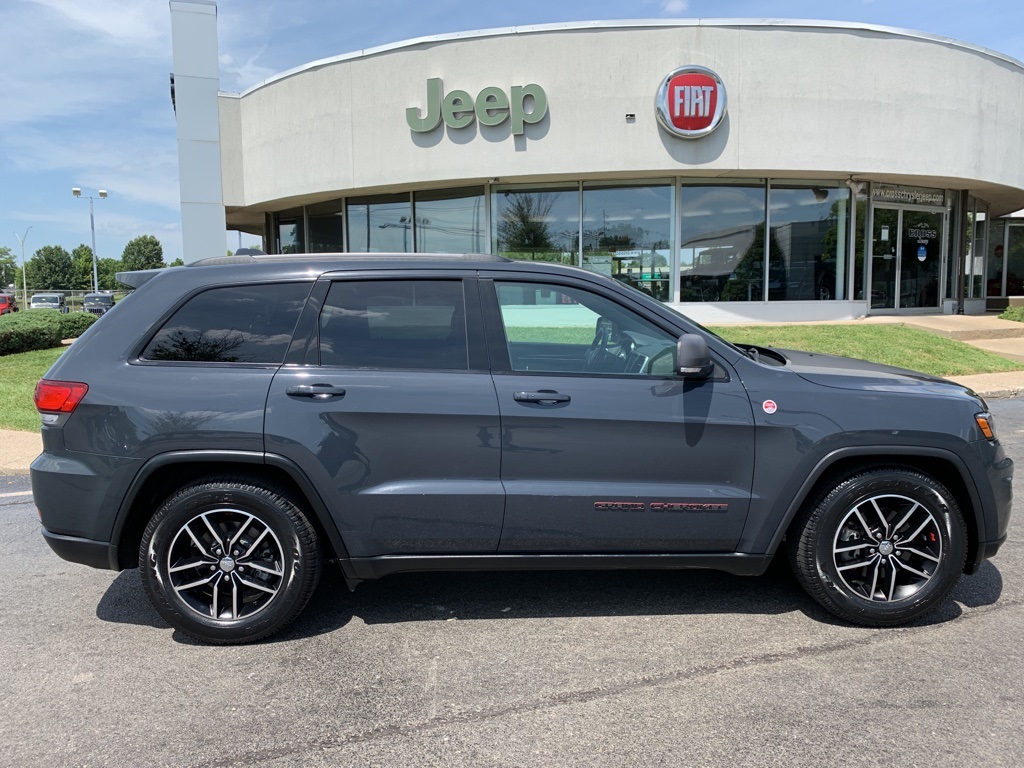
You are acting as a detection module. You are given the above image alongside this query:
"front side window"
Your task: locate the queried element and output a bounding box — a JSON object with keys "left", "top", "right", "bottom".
{"left": 319, "top": 280, "right": 468, "bottom": 370}
{"left": 141, "top": 283, "right": 310, "bottom": 363}
{"left": 495, "top": 281, "right": 676, "bottom": 376}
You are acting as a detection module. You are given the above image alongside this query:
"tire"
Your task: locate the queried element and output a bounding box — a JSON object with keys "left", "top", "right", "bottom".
{"left": 789, "top": 468, "right": 967, "bottom": 626}
{"left": 139, "top": 478, "right": 321, "bottom": 644}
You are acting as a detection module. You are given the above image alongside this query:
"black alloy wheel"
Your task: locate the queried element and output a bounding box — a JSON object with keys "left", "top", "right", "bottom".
{"left": 790, "top": 468, "right": 967, "bottom": 626}
{"left": 139, "top": 478, "right": 321, "bottom": 644}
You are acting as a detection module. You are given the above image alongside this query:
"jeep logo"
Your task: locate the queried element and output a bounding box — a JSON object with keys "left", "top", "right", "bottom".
{"left": 406, "top": 78, "right": 548, "bottom": 136}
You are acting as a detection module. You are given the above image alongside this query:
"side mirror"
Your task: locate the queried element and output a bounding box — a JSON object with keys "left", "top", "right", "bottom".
{"left": 676, "top": 334, "right": 713, "bottom": 379}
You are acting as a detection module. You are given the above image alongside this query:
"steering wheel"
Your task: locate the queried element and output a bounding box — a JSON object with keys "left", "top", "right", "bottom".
{"left": 583, "top": 317, "right": 626, "bottom": 372}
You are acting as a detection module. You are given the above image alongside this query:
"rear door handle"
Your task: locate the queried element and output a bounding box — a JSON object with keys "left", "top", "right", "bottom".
{"left": 514, "top": 390, "right": 571, "bottom": 405}
{"left": 286, "top": 384, "right": 347, "bottom": 400}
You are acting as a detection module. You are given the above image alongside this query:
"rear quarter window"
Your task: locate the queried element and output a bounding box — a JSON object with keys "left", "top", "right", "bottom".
{"left": 141, "top": 283, "right": 311, "bottom": 363}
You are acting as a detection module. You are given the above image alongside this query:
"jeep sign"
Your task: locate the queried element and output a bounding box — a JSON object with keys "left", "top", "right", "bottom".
{"left": 655, "top": 66, "right": 727, "bottom": 139}
{"left": 406, "top": 78, "right": 548, "bottom": 136}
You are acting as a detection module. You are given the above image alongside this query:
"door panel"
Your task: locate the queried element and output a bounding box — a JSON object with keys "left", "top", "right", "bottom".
{"left": 494, "top": 373, "right": 755, "bottom": 551}
{"left": 266, "top": 370, "right": 502, "bottom": 556}
{"left": 486, "top": 278, "right": 755, "bottom": 553}
{"left": 265, "top": 277, "right": 503, "bottom": 557}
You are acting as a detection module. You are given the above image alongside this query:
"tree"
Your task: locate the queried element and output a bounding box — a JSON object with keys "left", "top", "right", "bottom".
{"left": 0, "top": 246, "right": 17, "bottom": 293}
{"left": 121, "top": 235, "right": 165, "bottom": 271}
{"left": 97, "top": 258, "right": 121, "bottom": 290}
{"left": 168, "top": 257, "right": 185, "bottom": 267}
{"left": 496, "top": 193, "right": 555, "bottom": 253}
{"left": 28, "top": 245, "right": 74, "bottom": 290}
{"left": 71, "top": 244, "right": 95, "bottom": 290}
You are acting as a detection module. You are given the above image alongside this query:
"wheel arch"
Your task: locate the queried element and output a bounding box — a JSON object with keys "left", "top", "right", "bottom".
{"left": 769, "top": 447, "right": 983, "bottom": 574}
{"left": 111, "top": 451, "right": 356, "bottom": 581}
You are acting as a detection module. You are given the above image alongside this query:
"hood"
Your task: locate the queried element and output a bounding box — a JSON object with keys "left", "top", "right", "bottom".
{"left": 776, "top": 347, "right": 982, "bottom": 400}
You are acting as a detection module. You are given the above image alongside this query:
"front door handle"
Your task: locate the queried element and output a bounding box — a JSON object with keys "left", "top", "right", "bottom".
{"left": 286, "top": 384, "right": 347, "bottom": 400}
{"left": 514, "top": 390, "right": 571, "bottom": 405}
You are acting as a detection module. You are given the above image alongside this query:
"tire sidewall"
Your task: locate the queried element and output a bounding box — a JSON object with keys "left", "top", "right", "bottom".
{"left": 141, "top": 483, "right": 313, "bottom": 643}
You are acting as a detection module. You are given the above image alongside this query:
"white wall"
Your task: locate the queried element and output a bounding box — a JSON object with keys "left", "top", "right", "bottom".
{"left": 171, "top": 0, "right": 226, "bottom": 263}
{"left": 219, "top": 21, "right": 1024, "bottom": 216}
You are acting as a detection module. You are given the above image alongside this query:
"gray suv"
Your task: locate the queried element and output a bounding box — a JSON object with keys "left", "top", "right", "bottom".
{"left": 31, "top": 254, "right": 1013, "bottom": 643}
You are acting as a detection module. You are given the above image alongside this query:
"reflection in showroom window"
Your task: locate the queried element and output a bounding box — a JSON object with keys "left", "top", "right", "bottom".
{"left": 319, "top": 280, "right": 468, "bottom": 370}
{"left": 495, "top": 281, "right": 676, "bottom": 376}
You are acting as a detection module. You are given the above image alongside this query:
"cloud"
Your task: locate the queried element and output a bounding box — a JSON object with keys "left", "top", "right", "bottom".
{"left": 661, "top": 0, "right": 689, "bottom": 14}
{"left": 32, "top": 0, "right": 169, "bottom": 46}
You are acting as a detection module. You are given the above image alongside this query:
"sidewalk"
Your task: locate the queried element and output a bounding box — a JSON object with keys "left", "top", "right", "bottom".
{"left": 3, "top": 315, "right": 1022, "bottom": 475}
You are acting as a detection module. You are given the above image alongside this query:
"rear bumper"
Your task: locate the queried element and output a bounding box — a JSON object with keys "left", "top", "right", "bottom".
{"left": 41, "top": 528, "right": 118, "bottom": 570}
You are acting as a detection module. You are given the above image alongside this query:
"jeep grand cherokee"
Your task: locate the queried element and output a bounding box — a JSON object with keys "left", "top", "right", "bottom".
{"left": 31, "top": 254, "right": 1013, "bottom": 643}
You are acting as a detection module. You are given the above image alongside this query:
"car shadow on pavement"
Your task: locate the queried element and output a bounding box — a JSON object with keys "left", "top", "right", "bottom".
{"left": 791, "top": 559, "right": 1004, "bottom": 628}
{"left": 95, "top": 556, "right": 1004, "bottom": 642}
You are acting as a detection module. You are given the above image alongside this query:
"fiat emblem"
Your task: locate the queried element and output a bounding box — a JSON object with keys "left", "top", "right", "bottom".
{"left": 656, "top": 65, "right": 728, "bottom": 139}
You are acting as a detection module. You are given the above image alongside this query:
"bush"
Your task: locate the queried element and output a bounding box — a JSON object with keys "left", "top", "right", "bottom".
{"left": 60, "top": 311, "right": 97, "bottom": 339}
{"left": 998, "top": 306, "right": 1024, "bottom": 323}
{"left": 0, "top": 310, "right": 63, "bottom": 355}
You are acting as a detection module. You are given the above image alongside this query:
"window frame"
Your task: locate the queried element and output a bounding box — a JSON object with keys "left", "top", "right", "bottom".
{"left": 132, "top": 280, "right": 315, "bottom": 368}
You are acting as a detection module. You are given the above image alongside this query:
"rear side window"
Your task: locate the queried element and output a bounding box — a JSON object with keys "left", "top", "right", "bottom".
{"left": 141, "top": 283, "right": 310, "bottom": 363}
{"left": 319, "top": 280, "right": 468, "bottom": 370}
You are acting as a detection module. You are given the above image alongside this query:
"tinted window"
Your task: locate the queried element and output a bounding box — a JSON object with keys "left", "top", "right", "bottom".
{"left": 496, "top": 281, "right": 676, "bottom": 375}
{"left": 320, "top": 280, "right": 467, "bottom": 370}
{"left": 142, "top": 283, "right": 310, "bottom": 363}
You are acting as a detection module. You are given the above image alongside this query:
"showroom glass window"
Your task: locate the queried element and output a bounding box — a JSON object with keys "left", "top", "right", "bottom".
{"left": 768, "top": 182, "right": 849, "bottom": 300}
{"left": 679, "top": 181, "right": 766, "bottom": 302}
{"left": 581, "top": 183, "right": 673, "bottom": 301}
{"left": 319, "top": 280, "right": 468, "bottom": 370}
{"left": 308, "top": 200, "right": 345, "bottom": 253}
{"left": 141, "top": 283, "right": 310, "bottom": 363}
{"left": 276, "top": 207, "right": 305, "bottom": 254}
{"left": 965, "top": 198, "right": 988, "bottom": 300}
{"left": 492, "top": 186, "right": 579, "bottom": 265}
{"left": 347, "top": 194, "right": 413, "bottom": 253}
{"left": 413, "top": 187, "right": 486, "bottom": 253}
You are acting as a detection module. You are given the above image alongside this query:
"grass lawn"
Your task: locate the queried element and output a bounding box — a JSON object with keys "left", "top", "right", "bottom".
{"left": 711, "top": 324, "right": 1023, "bottom": 377}
{"left": 0, "top": 347, "right": 64, "bottom": 431}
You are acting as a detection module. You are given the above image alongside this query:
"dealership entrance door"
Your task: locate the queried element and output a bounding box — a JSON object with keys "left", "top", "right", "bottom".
{"left": 870, "top": 206, "right": 945, "bottom": 312}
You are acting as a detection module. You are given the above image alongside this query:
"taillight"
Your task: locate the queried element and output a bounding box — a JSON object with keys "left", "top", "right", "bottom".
{"left": 34, "top": 380, "right": 89, "bottom": 414}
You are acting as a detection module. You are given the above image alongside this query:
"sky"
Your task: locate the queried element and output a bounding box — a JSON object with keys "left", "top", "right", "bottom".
{"left": 1, "top": 0, "right": 1023, "bottom": 273}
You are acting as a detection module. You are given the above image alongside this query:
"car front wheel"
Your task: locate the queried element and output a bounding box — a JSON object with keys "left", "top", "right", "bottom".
{"left": 790, "top": 468, "right": 967, "bottom": 626}
{"left": 139, "top": 478, "right": 321, "bottom": 644}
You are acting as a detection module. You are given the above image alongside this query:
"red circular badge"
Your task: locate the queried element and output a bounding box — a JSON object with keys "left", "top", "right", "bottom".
{"left": 656, "top": 65, "right": 727, "bottom": 139}
{"left": 762, "top": 400, "right": 778, "bottom": 414}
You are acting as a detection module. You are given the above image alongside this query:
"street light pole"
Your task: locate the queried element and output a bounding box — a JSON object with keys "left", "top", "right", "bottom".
{"left": 72, "top": 187, "right": 107, "bottom": 292}
{"left": 14, "top": 226, "right": 32, "bottom": 305}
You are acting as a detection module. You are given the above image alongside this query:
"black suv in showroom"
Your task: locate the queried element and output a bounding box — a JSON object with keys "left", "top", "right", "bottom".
{"left": 31, "top": 254, "right": 1013, "bottom": 643}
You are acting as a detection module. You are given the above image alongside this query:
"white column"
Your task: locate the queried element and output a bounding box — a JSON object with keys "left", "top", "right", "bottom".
{"left": 170, "top": 0, "right": 226, "bottom": 263}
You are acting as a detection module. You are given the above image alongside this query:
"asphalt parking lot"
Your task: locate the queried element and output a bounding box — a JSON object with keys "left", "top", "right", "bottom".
{"left": 1, "top": 400, "right": 1022, "bottom": 768}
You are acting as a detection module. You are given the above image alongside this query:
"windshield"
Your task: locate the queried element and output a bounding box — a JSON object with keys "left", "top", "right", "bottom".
{"left": 84, "top": 295, "right": 112, "bottom": 306}
{"left": 33, "top": 295, "right": 59, "bottom": 305}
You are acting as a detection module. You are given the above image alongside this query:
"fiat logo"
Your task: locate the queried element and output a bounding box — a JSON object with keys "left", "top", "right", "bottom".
{"left": 656, "top": 65, "right": 727, "bottom": 139}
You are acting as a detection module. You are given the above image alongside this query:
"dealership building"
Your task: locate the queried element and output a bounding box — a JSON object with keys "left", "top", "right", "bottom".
{"left": 170, "top": 2, "right": 1024, "bottom": 322}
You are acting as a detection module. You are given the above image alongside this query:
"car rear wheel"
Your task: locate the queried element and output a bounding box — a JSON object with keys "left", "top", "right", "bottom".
{"left": 789, "top": 468, "right": 967, "bottom": 626}
{"left": 139, "top": 478, "right": 321, "bottom": 644}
